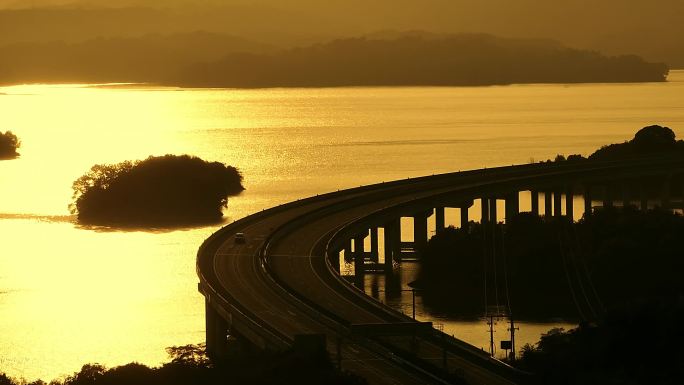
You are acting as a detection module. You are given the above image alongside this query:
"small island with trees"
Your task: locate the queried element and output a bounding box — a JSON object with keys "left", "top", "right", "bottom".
{"left": 0, "top": 131, "right": 20, "bottom": 159}
{"left": 70, "top": 155, "right": 244, "bottom": 227}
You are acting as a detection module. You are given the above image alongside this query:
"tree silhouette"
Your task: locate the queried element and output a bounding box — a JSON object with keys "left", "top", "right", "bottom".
{"left": 0, "top": 131, "right": 20, "bottom": 159}
{"left": 70, "top": 155, "right": 244, "bottom": 226}
{"left": 589, "top": 125, "right": 682, "bottom": 161}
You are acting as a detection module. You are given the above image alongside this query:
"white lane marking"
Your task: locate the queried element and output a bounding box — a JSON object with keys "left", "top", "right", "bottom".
{"left": 271, "top": 254, "right": 324, "bottom": 259}
{"left": 306, "top": 223, "right": 387, "bottom": 323}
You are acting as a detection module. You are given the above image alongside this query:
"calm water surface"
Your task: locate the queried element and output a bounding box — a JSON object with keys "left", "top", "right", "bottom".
{"left": 1, "top": 72, "right": 683, "bottom": 380}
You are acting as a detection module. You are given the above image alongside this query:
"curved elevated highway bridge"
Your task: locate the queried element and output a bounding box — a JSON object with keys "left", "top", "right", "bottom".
{"left": 197, "top": 158, "right": 684, "bottom": 385}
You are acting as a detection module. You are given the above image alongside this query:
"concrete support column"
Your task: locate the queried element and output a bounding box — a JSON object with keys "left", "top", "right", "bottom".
{"left": 435, "top": 207, "right": 446, "bottom": 235}
{"left": 584, "top": 185, "right": 593, "bottom": 216}
{"left": 481, "top": 197, "right": 491, "bottom": 224}
{"left": 530, "top": 190, "right": 539, "bottom": 216}
{"left": 413, "top": 212, "right": 429, "bottom": 251}
{"left": 369, "top": 227, "right": 379, "bottom": 263}
{"left": 505, "top": 192, "right": 519, "bottom": 223}
{"left": 490, "top": 198, "right": 498, "bottom": 223}
{"left": 544, "top": 191, "right": 553, "bottom": 218}
{"left": 383, "top": 219, "right": 400, "bottom": 273}
{"left": 206, "top": 301, "right": 228, "bottom": 361}
{"left": 205, "top": 300, "right": 217, "bottom": 359}
{"left": 554, "top": 190, "right": 563, "bottom": 217}
{"left": 331, "top": 249, "right": 341, "bottom": 272}
{"left": 460, "top": 203, "right": 471, "bottom": 230}
{"left": 344, "top": 238, "right": 353, "bottom": 263}
{"left": 565, "top": 187, "right": 574, "bottom": 220}
{"left": 353, "top": 234, "right": 366, "bottom": 275}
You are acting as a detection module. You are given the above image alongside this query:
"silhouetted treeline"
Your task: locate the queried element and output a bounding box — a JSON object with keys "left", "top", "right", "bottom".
{"left": 181, "top": 35, "right": 668, "bottom": 88}
{"left": 416, "top": 208, "right": 684, "bottom": 320}
{"left": 0, "top": 130, "right": 20, "bottom": 159}
{"left": 589, "top": 125, "right": 684, "bottom": 161}
{"left": 70, "top": 155, "right": 244, "bottom": 226}
{"left": 551, "top": 125, "right": 684, "bottom": 163}
{"left": 0, "top": 343, "right": 366, "bottom": 385}
{"left": 516, "top": 297, "right": 684, "bottom": 385}
{"left": 0, "top": 33, "right": 668, "bottom": 87}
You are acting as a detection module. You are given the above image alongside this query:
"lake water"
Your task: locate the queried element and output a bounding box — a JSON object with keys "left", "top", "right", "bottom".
{"left": 1, "top": 72, "right": 683, "bottom": 380}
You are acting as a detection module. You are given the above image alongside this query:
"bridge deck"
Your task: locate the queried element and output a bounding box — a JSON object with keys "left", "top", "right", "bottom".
{"left": 199, "top": 158, "right": 684, "bottom": 385}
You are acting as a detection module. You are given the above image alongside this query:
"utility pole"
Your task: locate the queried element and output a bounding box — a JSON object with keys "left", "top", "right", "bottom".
{"left": 412, "top": 288, "right": 416, "bottom": 320}
{"left": 509, "top": 316, "right": 519, "bottom": 361}
{"left": 487, "top": 314, "right": 495, "bottom": 356}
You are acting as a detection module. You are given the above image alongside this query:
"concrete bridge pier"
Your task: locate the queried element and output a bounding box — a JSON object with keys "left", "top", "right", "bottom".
{"left": 344, "top": 238, "right": 353, "bottom": 265}
{"left": 434, "top": 207, "right": 445, "bottom": 235}
{"left": 566, "top": 186, "right": 574, "bottom": 220}
{"left": 481, "top": 197, "right": 491, "bottom": 224}
{"left": 331, "top": 248, "right": 341, "bottom": 273}
{"left": 530, "top": 190, "right": 540, "bottom": 216}
{"left": 353, "top": 233, "right": 366, "bottom": 275}
{"left": 504, "top": 192, "right": 519, "bottom": 223}
{"left": 369, "top": 227, "right": 379, "bottom": 263}
{"left": 205, "top": 300, "right": 229, "bottom": 361}
{"left": 383, "top": 219, "right": 400, "bottom": 273}
{"left": 553, "top": 189, "right": 563, "bottom": 217}
{"left": 480, "top": 197, "right": 499, "bottom": 224}
{"left": 460, "top": 200, "right": 473, "bottom": 229}
{"left": 584, "top": 185, "right": 593, "bottom": 216}
{"left": 544, "top": 191, "right": 553, "bottom": 218}
{"left": 413, "top": 210, "right": 431, "bottom": 252}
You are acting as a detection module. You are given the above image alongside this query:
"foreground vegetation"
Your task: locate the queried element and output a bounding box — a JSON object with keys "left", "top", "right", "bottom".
{"left": 0, "top": 344, "right": 365, "bottom": 385}
{"left": 0, "top": 131, "right": 20, "bottom": 159}
{"left": 517, "top": 297, "right": 684, "bottom": 385}
{"left": 416, "top": 208, "right": 684, "bottom": 319}
{"left": 70, "top": 155, "right": 244, "bottom": 226}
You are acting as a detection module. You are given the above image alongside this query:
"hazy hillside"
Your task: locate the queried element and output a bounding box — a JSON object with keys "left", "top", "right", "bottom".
{"left": 0, "top": 32, "right": 273, "bottom": 85}
{"left": 0, "top": 33, "right": 668, "bottom": 87}
{"left": 179, "top": 35, "right": 668, "bottom": 88}
{"left": 0, "top": 0, "right": 682, "bottom": 66}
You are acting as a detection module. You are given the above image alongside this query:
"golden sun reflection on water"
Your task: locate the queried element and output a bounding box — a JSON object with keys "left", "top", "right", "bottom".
{"left": 1, "top": 74, "right": 684, "bottom": 380}
{"left": 0, "top": 219, "right": 212, "bottom": 380}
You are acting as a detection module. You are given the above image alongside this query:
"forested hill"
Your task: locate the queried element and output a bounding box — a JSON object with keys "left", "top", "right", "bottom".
{"left": 180, "top": 34, "right": 668, "bottom": 87}
{"left": 0, "top": 33, "right": 668, "bottom": 87}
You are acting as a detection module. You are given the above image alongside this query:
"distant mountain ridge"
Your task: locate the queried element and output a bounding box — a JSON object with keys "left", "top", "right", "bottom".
{"left": 0, "top": 31, "right": 274, "bottom": 85}
{"left": 0, "top": 32, "right": 668, "bottom": 87}
{"left": 1, "top": 1, "right": 682, "bottom": 67}
{"left": 179, "top": 34, "right": 668, "bottom": 88}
